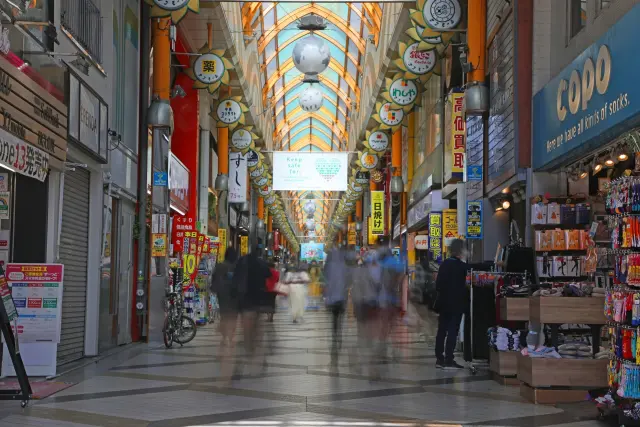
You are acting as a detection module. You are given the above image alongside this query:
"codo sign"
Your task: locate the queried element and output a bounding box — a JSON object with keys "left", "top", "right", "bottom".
{"left": 557, "top": 45, "right": 611, "bottom": 121}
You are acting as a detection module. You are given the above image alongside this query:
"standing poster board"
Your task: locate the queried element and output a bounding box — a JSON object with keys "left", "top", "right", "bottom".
{"left": 2, "top": 264, "right": 63, "bottom": 377}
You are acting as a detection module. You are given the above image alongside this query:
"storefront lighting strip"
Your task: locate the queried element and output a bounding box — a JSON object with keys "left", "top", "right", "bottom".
{"left": 170, "top": 205, "right": 187, "bottom": 216}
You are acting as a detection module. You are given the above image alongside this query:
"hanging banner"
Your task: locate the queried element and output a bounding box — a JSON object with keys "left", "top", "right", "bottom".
{"left": 443, "top": 209, "right": 458, "bottom": 247}
{"left": 444, "top": 92, "right": 465, "bottom": 184}
{"left": 240, "top": 235, "right": 248, "bottom": 256}
{"left": 171, "top": 213, "right": 196, "bottom": 255}
{"left": 371, "top": 191, "right": 385, "bottom": 235}
{"left": 217, "top": 229, "right": 227, "bottom": 262}
{"left": 169, "top": 153, "right": 190, "bottom": 214}
{"left": 428, "top": 212, "right": 443, "bottom": 263}
{"left": 368, "top": 217, "right": 377, "bottom": 245}
{"left": 229, "top": 152, "right": 247, "bottom": 203}
{"left": 6, "top": 264, "right": 64, "bottom": 343}
{"left": 466, "top": 201, "right": 483, "bottom": 239}
{"left": 348, "top": 222, "right": 357, "bottom": 245}
{"left": 272, "top": 152, "right": 348, "bottom": 191}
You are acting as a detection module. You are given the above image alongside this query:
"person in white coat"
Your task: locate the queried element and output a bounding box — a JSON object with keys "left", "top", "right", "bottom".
{"left": 283, "top": 264, "right": 310, "bottom": 323}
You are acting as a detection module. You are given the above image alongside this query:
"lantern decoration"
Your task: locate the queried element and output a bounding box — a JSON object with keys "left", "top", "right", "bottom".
{"left": 292, "top": 34, "right": 331, "bottom": 78}
{"left": 184, "top": 44, "right": 233, "bottom": 94}
{"left": 145, "top": 0, "right": 199, "bottom": 24}
{"left": 299, "top": 85, "right": 324, "bottom": 112}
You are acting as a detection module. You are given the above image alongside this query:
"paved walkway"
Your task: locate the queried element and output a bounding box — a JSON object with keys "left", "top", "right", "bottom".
{"left": 0, "top": 310, "right": 609, "bottom": 426}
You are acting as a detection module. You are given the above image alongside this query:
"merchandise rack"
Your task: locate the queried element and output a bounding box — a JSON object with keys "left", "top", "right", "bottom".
{"left": 466, "top": 269, "right": 529, "bottom": 376}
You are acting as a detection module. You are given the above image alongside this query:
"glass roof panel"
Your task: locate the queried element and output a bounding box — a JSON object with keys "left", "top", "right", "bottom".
{"left": 290, "top": 121, "right": 307, "bottom": 136}
{"left": 321, "top": 3, "right": 349, "bottom": 20}
{"left": 285, "top": 101, "right": 298, "bottom": 115}
{"left": 278, "top": 25, "right": 302, "bottom": 45}
{"left": 278, "top": 43, "right": 295, "bottom": 65}
{"left": 323, "top": 101, "right": 337, "bottom": 116}
{"left": 287, "top": 108, "right": 306, "bottom": 123}
{"left": 264, "top": 39, "right": 276, "bottom": 60}
{"left": 313, "top": 131, "right": 333, "bottom": 147}
{"left": 325, "top": 23, "right": 346, "bottom": 46}
{"left": 264, "top": 9, "right": 276, "bottom": 31}
{"left": 323, "top": 69, "right": 340, "bottom": 85}
{"left": 313, "top": 120, "right": 333, "bottom": 137}
{"left": 328, "top": 44, "right": 345, "bottom": 66}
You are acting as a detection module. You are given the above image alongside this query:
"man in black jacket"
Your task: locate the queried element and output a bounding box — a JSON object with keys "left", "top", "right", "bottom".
{"left": 434, "top": 239, "right": 489, "bottom": 369}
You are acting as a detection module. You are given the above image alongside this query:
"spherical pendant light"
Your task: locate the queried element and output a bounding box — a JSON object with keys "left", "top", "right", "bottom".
{"left": 303, "top": 200, "right": 316, "bottom": 216}
{"left": 292, "top": 34, "right": 331, "bottom": 77}
{"left": 299, "top": 85, "right": 324, "bottom": 112}
{"left": 305, "top": 219, "right": 316, "bottom": 231}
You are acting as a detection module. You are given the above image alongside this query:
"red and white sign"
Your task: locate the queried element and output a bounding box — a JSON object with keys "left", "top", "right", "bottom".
{"left": 415, "top": 235, "right": 429, "bottom": 250}
{"left": 171, "top": 213, "right": 196, "bottom": 255}
{"left": 0, "top": 127, "right": 49, "bottom": 182}
{"left": 169, "top": 153, "right": 190, "bottom": 214}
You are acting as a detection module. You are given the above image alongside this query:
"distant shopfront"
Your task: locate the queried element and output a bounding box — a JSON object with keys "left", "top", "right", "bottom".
{"left": 0, "top": 52, "right": 67, "bottom": 266}
{"left": 533, "top": 4, "right": 640, "bottom": 171}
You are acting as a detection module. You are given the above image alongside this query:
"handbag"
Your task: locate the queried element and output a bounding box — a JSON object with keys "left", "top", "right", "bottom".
{"left": 274, "top": 282, "right": 290, "bottom": 296}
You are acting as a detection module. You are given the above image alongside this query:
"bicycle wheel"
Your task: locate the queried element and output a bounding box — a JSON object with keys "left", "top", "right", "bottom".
{"left": 175, "top": 315, "right": 197, "bottom": 344}
{"left": 163, "top": 317, "right": 173, "bottom": 348}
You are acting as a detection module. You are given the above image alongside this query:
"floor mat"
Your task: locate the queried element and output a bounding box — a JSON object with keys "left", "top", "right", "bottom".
{"left": 0, "top": 380, "right": 74, "bottom": 399}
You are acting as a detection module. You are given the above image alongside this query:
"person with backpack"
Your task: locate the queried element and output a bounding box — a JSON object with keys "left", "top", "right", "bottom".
{"left": 210, "top": 247, "right": 239, "bottom": 346}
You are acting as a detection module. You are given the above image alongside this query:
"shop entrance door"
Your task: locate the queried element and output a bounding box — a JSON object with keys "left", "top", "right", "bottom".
{"left": 117, "top": 201, "right": 134, "bottom": 346}
{"left": 98, "top": 195, "right": 117, "bottom": 353}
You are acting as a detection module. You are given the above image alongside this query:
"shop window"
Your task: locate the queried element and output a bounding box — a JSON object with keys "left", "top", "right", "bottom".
{"left": 568, "top": 0, "right": 587, "bottom": 39}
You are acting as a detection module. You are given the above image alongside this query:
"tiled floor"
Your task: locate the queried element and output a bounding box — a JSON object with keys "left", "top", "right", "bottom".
{"left": 0, "top": 310, "right": 612, "bottom": 426}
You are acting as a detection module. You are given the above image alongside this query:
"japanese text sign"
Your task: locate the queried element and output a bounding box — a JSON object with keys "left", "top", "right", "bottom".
{"left": 371, "top": 191, "right": 385, "bottom": 235}
{"left": 229, "top": 152, "right": 247, "bottom": 203}
{"left": 428, "top": 212, "right": 443, "bottom": 263}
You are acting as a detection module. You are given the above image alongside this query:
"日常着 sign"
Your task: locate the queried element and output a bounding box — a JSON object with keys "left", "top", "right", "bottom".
{"left": 272, "top": 152, "right": 348, "bottom": 191}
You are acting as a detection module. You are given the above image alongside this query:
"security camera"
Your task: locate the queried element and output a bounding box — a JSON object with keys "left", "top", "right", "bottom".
{"left": 171, "top": 85, "right": 186, "bottom": 98}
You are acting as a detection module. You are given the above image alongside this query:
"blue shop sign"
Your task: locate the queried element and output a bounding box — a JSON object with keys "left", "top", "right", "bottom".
{"left": 153, "top": 171, "right": 168, "bottom": 187}
{"left": 467, "top": 165, "right": 482, "bottom": 181}
{"left": 533, "top": 4, "right": 640, "bottom": 170}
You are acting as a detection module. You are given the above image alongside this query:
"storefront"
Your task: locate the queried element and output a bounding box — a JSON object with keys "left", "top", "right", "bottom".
{"left": 61, "top": 70, "right": 108, "bottom": 364}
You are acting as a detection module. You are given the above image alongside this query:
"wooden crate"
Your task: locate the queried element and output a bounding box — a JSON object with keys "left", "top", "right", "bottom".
{"left": 489, "top": 348, "right": 518, "bottom": 376}
{"left": 517, "top": 353, "right": 608, "bottom": 388}
{"left": 529, "top": 297, "right": 606, "bottom": 325}
{"left": 520, "top": 382, "right": 591, "bottom": 404}
{"left": 500, "top": 297, "right": 529, "bottom": 321}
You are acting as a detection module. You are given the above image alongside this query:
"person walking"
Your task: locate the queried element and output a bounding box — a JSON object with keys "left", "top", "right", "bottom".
{"left": 265, "top": 262, "right": 280, "bottom": 322}
{"left": 210, "top": 247, "right": 239, "bottom": 346}
{"left": 434, "top": 239, "right": 491, "bottom": 369}
{"left": 284, "top": 264, "right": 310, "bottom": 323}
{"left": 323, "top": 247, "right": 350, "bottom": 365}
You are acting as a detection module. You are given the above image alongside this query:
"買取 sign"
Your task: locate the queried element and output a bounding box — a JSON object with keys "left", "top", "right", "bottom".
{"left": 533, "top": 4, "right": 640, "bottom": 170}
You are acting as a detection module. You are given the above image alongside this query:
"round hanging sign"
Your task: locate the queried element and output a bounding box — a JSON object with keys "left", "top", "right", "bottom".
{"left": 153, "top": 0, "right": 189, "bottom": 11}
{"left": 415, "top": 25, "right": 443, "bottom": 44}
{"left": 360, "top": 151, "right": 379, "bottom": 170}
{"left": 351, "top": 181, "right": 363, "bottom": 192}
{"left": 379, "top": 103, "right": 404, "bottom": 127}
{"left": 255, "top": 176, "right": 268, "bottom": 187}
{"left": 355, "top": 171, "right": 370, "bottom": 184}
{"left": 193, "top": 53, "right": 225, "bottom": 85}
{"left": 389, "top": 78, "right": 418, "bottom": 106}
{"left": 368, "top": 131, "right": 389, "bottom": 152}
{"left": 265, "top": 195, "right": 276, "bottom": 206}
{"left": 231, "top": 128, "right": 253, "bottom": 151}
{"left": 246, "top": 150, "right": 260, "bottom": 168}
{"left": 403, "top": 43, "right": 437, "bottom": 75}
{"left": 259, "top": 185, "right": 271, "bottom": 196}
{"left": 422, "top": 0, "right": 462, "bottom": 31}
{"left": 371, "top": 169, "right": 384, "bottom": 183}
{"left": 216, "top": 99, "right": 242, "bottom": 125}
{"left": 250, "top": 164, "right": 264, "bottom": 178}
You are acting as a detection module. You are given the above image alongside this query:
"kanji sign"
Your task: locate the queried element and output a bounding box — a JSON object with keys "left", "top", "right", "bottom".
{"left": 444, "top": 92, "right": 465, "bottom": 184}
{"left": 428, "top": 212, "right": 443, "bottom": 263}
{"left": 466, "top": 201, "right": 483, "bottom": 239}
{"left": 217, "top": 229, "right": 227, "bottom": 262}
{"left": 240, "top": 235, "right": 248, "bottom": 255}
{"left": 229, "top": 152, "right": 247, "bottom": 203}
{"left": 371, "top": 191, "right": 385, "bottom": 235}
{"left": 443, "top": 209, "right": 458, "bottom": 247}
{"left": 0, "top": 127, "right": 49, "bottom": 182}
{"left": 171, "top": 213, "right": 196, "bottom": 254}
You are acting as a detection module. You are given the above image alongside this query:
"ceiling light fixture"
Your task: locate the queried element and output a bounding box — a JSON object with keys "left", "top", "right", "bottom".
{"left": 592, "top": 157, "right": 603, "bottom": 174}
{"left": 502, "top": 200, "right": 511, "bottom": 210}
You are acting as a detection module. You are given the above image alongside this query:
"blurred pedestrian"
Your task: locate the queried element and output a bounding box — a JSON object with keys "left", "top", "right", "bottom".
{"left": 323, "top": 247, "right": 350, "bottom": 365}
{"left": 284, "top": 263, "right": 310, "bottom": 323}
{"left": 210, "top": 247, "right": 239, "bottom": 346}
{"left": 350, "top": 254, "right": 377, "bottom": 370}
{"left": 265, "top": 262, "right": 280, "bottom": 322}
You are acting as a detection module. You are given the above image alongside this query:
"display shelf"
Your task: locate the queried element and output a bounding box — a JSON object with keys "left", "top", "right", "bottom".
{"left": 499, "top": 297, "right": 529, "bottom": 321}
{"left": 489, "top": 348, "right": 518, "bottom": 378}
{"left": 517, "top": 353, "right": 608, "bottom": 388}
{"left": 529, "top": 296, "right": 606, "bottom": 325}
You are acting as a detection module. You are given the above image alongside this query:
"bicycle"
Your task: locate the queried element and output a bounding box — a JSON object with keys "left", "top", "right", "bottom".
{"left": 163, "top": 282, "right": 197, "bottom": 348}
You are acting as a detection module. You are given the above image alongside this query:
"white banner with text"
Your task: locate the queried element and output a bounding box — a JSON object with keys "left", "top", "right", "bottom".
{"left": 273, "top": 151, "right": 348, "bottom": 191}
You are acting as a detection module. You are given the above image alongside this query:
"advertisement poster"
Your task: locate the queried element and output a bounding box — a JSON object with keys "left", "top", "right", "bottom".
{"left": 6, "top": 264, "right": 64, "bottom": 343}
{"left": 0, "top": 173, "right": 8, "bottom": 191}
{"left": 301, "top": 242, "right": 325, "bottom": 262}
{"left": 169, "top": 153, "right": 190, "bottom": 214}
{"left": 217, "top": 229, "right": 227, "bottom": 262}
{"left": 272, "top": 152, "right": 348, "bottom": 191}
{"left": 467, "top": 201, "right": 483, "bottom": 239}
{"left": 371, "top": 191, "right": 385, "bottom": 235}
{"left": 0, "top": 276, "right": 16, "bottom": 321}
{"left": 151, "top": 233, "right": 167, "bottom": 257}
{"left": 240, "top": 235, "right": 248, "bottom": 255}
{"left": 0, "top": 191, "right": 9, "bottom": 220}
{"left": 171, "top": 214, "right": 196, "bottom": 254}
{"left": 443, "top": 209, "right": 458, "bottom": 247}
{"left": 347, "top": 222, "right": 356, "bottom": 245}
{"left": 428, "top": 212, "right": 443, "bottom": 263}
